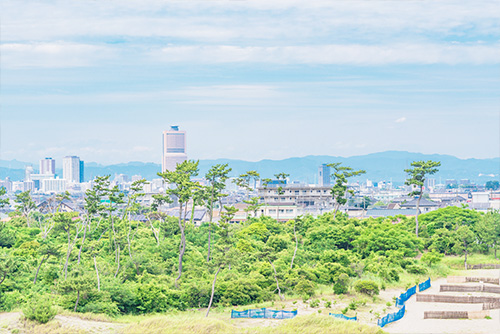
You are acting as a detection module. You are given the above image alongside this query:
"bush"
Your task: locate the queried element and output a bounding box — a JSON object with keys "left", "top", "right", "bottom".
{"left": 333, "top": 273, "right": 349, "bottom": 295}
{"left": 406, "top": 264, "right": 427, "bottom": 275}
{"left": 22, "top": 294, "right": 57, "bottom": 324}
{"left": 295, "top": 279, "right": 315, "bottom": 300}
{"left": 81, "top": 301, "right": 120, "bottom": 317}
{"left": 310, "top": 299, "right": 320, "bottom": 308}
{"left": 0, "top": 291, "right": 26, "bottom": 311}
{"left": 354, "top": 280, "right": 379, "bottom": 296}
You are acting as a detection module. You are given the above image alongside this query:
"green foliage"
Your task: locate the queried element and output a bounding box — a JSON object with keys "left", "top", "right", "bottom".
{"left": 353, "top": 280, "right": 379, "bottom": 296}
{"left": 421, "top": 250, "right": 443, "bottom": 267}
{"left": 22, "top": 294, "right": 57, "bottom": 324}
{"left": 405, "top": 264, "right": 427, "bottom": 275}
{"left": 333, "top": 273, "right": 349, "bottom": 295}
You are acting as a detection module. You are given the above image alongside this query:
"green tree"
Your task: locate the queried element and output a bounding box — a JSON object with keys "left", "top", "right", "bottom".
{"left": 454, "top": 225, "right": 476, "bottom": 270}
{"left": 14, "top": 190, "right": 36, "bottom": 227}
{"left": 33, "top": 241, "right": 60, "bottom": 284}
{"left": 274, "top": 173, "right": 289, "bottom": 222}
{"left": 404, "top": 160, "right": 441, "bottom": 237}
{"left": 0, "top": 187, "right": 9, "bottom": 208}
{"left": 420, "top": 250, "right": 443, "bottom": 267}
{"left": 206, "top": 205, "right": 238, "bottom": 317}
{"left": 204, "top": 163, "right": 231, "bottom": 262}
{"left": 326, "top": 163, "right": 366, "bottom": 218}
{"left": 54, "top": 212, "right": 83, "bottom": 280}
{"left": 158, "top": 160, "right": 199, "bottom": 287}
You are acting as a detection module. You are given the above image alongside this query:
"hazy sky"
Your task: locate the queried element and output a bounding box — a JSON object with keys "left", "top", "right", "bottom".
{"left": 1, "top": 0, "right": 499, "bottom": 165}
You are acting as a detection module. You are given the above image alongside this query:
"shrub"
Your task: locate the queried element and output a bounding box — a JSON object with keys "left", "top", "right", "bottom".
{"left": 406, "top": 264, "right": 427, "bottom": 275}
{"left": 22, "top": 294, "right": 57, "bottom": 324}
{"left": 354, "top": 280, "right": 379, "bottom": 296}
{"left": 310, "top": 299, "right": 320, "bottom": 308}
{"left": 295, "top": 279, "right": 315, "bottom": 300}
{"left": 333, "top": 273, "right": 349, "bottom": 295}
{"left": 81, "top": 301, "right": 120, "bottom": 317}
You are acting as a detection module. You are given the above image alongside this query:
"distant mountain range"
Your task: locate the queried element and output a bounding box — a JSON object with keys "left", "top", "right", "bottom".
{"left": 1, "top": 151, "right": 498, "bottom": 185}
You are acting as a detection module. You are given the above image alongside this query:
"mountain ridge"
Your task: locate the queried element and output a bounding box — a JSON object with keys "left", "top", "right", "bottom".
{"left": 1, "top": 151, "right": 498, "bottom": 184}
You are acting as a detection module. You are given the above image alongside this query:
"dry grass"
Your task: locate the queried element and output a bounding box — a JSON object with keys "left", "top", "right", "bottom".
{"left": 21, "top": 318, "right": 87, "bottom": 334}
{"left": 120, "top": 313, "right": 386, "bottom": 334}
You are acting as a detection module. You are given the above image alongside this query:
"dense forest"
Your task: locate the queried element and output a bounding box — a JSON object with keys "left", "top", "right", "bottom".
{"left": 0, "top": 162, "right": 499, "bottom": 323}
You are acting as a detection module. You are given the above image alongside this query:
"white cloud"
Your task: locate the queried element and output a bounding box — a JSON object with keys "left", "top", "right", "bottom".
{"left": 395, "top": 117, "right": 407, "bottom": 123}
{"left": 1, "top": 42, "right": 115, "bottom": 68}
{"left": 152, "top": 43, "right": 500, "bottom": 65}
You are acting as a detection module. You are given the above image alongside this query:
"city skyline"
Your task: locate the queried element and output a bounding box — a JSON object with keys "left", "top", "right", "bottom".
{"left": 1, "top": 1, "right": 499, "bottom": 164}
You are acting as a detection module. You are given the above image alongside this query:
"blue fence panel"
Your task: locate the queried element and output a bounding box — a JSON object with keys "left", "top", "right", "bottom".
{"left": 419, "top": 278, "right": 431, "bottom": 292}
{"left": 329, "top": 313, "right": 357, "bottom": 321}
{"left": 231, "top": 308, "right": 297, "bottom": 319}
{"left": 377, "top": 305, "right": 405, "bottom": 327}
{"left": 249, "top": 308, "right": 266, "bottom": 318}
{"left": 265, "top": 309, "right": 281, "bottom": 319}
{"left": 231, "top": 310, "right": 249, "bottom": 318}
{"left": 281, "top": 310, "right": 298, "bottom": 319}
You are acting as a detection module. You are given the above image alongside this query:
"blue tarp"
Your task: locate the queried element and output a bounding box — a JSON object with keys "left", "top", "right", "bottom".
{"left": 418, "top": 278, "right": 431, "bottom": 292}
{"left": 378, "top": 305, "right": 405, "bottom": 328}
{"left": 231, "top": 308, "right": 297, "bottom": 319}
{"left": 395, "top": 285, "right": 416, "bottom": 308}
{"left": 329, "top": 313, "right": 357, "bottom": 321}
{"left": 379, "top": 280, "right": 430, "bottom": 327}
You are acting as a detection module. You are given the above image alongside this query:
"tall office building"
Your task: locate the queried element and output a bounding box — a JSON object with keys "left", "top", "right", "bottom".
{"left": 63, "top": 156, "right": 81, "bottom": 183}
{"left": 318, "top": 164, "right": 331, "bottom": 186}
{"left": 79, "top": 160, "right": 85, "bottom": 183}
{"left": 162, "top": 126, "right": 187, "bottom": 172}
{"left": 40, "top": 158, "right": 56, "bottom": 175}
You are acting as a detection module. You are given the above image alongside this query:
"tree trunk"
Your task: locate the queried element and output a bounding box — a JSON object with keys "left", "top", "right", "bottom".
{"left": 93, "top": 255, "right": 100, "bottom": 292}
{"left": 146, "top": 216, "right": 160, "bottom": 246}
{"left": 291, "top": 223, "right": 298, "bottom": 269}
{"left": 114, "top": 246, "right": 121, "bottom": 278}
{"left": 494, "top": 241, "right": 497, "bottom": 260}
{"left": 77, "top": 219, "right": 89, "bottom": 265}
{"left": 333, "top": 202, "right": 340, "bottom": 219}
{"left": 33, "top": 255, "right": 48, "bottom": 284}
{"left": 74, "top": 290, "right": 80, "bottom": 312}
{"left": 415, "top": 188, "right": 423, "bottom": 237}
{"left": 206, "top": 265, "right": 222, "bottom": 317}
{"left": 269, "top": 258, "right": 284, "bottom": 301}
{"left": 175, "top": 203, "right": 185, "bottom": 288}
{"left": 190, "top": 202, "right": 196, "bottom": 225}
{"left": 63, "top": 230, "right": 72, "bottom": 280}
{"left": 207, "top": 223, "right": 212, "bottom": 263}
{"left": 208, "top": 184, "right": 214, "bottom": 262}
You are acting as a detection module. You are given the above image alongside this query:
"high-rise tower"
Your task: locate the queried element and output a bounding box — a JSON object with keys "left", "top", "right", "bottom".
{"left": 162, "top": 126, "right": 187, "bottom": 172}
{"left": 63, "top": 156, "right": 81, "bottom": 183}
{"left": 40, "top": 158, "right": 56, "bottom": 175}
{"left": 318, "top": 164, "right": 331, "bottom": 186}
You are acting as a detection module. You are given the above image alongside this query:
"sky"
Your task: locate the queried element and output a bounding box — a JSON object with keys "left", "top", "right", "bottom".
{"left": 1, "top": 0, "right": 499, "bottom": 166}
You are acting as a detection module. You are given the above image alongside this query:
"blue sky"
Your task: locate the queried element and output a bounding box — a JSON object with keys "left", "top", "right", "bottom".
{"left": 1, "top": 0, "right": 499, "bottom": 166}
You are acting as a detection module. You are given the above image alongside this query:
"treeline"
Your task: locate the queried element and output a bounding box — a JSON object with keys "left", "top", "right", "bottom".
{"left": 0, "top": 159, "right": 499, "bottom": 322}
{"left": 0, "top": 206, "right": 499, "bottom": 318}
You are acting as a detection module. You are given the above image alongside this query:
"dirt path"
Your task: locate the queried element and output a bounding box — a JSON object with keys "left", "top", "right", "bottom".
{"left": 55, "top": 315, "right": 126, "bottom": 334}
{"left": 0, "top": 312, "right": 125, "bottom": 334}
{"left": 0, "top": 312, "right": 21, "bottom": 334}
{"left": 384, "top": 270, "right": 500, "bottom": 334}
